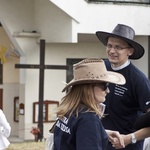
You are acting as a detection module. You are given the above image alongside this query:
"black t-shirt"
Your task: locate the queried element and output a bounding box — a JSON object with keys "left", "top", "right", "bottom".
{"left": 54, "top": 108, "right": 108, "bottom": 150}
{"left": 102, "top": 59, "right": 150, "bottom": 150}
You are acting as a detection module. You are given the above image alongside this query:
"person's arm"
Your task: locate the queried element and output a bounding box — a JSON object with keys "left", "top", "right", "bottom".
{"left": 134, "top": 111, "right": 150, "bottom": 130}
{"left": 123, "top": 127, "right": 150, "bottom": 146}
{"left": 111, "top": 111, "right": 150, "bottom": 149}
{"left": 112, "top": 127, "right": 150, "bottom": 149}
{"left": 105, "top": 129, "right": 125, "bottom": 148}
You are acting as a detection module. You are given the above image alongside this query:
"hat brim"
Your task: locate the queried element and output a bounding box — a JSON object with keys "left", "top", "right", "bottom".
{"left": 96, "top": 31, "right": 144, "bottom": 59}
{"left": 62, "top": 71, "right": 125, "bottom": 92}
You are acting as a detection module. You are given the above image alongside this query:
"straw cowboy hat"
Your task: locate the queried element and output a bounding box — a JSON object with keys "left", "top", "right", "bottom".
{"left": 96, "top": 24, "right": 144, "bottom": 59}
{"left": 62, "top": 58, "right": 125, "bottom": 92}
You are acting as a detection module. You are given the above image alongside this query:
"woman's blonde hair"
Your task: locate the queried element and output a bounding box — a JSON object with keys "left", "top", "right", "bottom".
{"left": 56, "top": 84, "right": 102, "bottom": 119}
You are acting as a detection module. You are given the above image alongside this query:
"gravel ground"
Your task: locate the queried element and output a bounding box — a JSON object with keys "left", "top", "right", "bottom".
{"left": 6, "top": 141, "right": 46, "bottom": 150}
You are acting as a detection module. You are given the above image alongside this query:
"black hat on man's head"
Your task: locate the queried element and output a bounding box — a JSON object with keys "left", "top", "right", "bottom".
{"left": 96, "top": 24, "right": 144, "bottom": 59}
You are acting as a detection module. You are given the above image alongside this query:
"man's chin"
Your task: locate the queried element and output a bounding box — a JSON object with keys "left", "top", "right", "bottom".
{"left": 108, "top": 58, "right": 117, "bottom": 64}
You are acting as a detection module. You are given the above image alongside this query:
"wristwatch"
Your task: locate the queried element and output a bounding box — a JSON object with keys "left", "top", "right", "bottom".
{"left": 131, "top": 133, "right": 137, "bottom": 144}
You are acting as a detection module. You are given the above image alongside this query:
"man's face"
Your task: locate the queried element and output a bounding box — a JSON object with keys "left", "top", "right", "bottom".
{"left": 106, "top": 37, "right": 134, "bottom": 68}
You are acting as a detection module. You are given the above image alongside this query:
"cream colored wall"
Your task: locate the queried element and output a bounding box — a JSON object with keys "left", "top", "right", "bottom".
{"left": 0, "top": 27, "right": 19, "bottom": 83}
{"left": 34, "top": 0, "right": 73, "bottom": 43}
{"left": 2, "top": 84, "right": 19, "bottom": 137}
{"left": 0, "top": 0, "right": 34, "bottom": 33}
{"left": 50, "top": 0, "right": 150, "bottom": 35}
{"left": 0, "top": 27, "right": 20, "bottom": 136}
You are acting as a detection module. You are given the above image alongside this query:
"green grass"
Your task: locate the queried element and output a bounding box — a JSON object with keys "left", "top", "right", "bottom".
{"left": 6, "top": 141, "right": 46, "bottom": 150}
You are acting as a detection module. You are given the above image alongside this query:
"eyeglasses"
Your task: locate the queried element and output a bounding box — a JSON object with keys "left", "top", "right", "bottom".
{"left": 105, "top": 44, "right": 131, "bottom": 51}
{"left": 95, "top": 82, "right": 109, "bottom": 91}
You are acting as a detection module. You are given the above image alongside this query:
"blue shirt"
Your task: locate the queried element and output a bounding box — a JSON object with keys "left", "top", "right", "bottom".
{"left": 54, "top": 108, "right": 108, "bottom": 150}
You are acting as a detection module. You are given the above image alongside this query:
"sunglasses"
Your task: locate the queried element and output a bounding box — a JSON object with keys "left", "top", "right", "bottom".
{"left": 95, "top": 82, "right": 109, "bottom": 91}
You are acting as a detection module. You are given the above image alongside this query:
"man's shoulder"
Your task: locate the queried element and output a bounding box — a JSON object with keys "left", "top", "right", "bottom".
{"left": 129, "top": 63, "right": 148, "bottom": 78}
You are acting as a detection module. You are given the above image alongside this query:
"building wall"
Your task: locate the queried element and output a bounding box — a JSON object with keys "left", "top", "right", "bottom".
{"left": 0, "top": 0, "right": 149, "bottom": 140}
{"left": 0, "top": 27, "right": 19, "bottom": 137}
{"left": 50, "top": 0, "right": 150, "bottom": 35}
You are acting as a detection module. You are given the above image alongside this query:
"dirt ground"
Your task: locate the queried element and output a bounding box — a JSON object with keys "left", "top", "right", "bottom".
{"left": 6, "top": 141, "right": 46, "bottom": 150}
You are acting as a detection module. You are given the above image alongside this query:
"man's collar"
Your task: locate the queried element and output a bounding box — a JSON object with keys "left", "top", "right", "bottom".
{"left": 111, "top": 60, "right": 130, "bottom": 71}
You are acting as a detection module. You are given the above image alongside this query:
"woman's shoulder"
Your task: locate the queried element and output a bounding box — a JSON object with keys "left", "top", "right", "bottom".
{"left": 78, "top": 111, "right": 99, "bottom": 122}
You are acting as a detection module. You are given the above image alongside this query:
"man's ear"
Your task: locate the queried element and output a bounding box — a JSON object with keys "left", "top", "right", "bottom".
{"left": 128, "top": 48, "right": 134, "bottom": 56}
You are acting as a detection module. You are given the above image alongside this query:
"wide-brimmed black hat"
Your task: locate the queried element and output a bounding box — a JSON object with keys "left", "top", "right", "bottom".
{"left": 96, "top": 24, "right": 144, "bottom": 59}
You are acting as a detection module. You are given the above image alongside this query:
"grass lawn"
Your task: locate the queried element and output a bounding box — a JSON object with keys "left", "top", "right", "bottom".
{"left": 6, "top": 141, "right": 46, "bottom": 150}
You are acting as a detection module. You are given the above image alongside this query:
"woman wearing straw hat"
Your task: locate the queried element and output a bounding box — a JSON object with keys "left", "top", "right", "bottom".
{"left": 54, "top": 58, "right": 125, "bottom": 150}
{"left": 96, "top": 24, "right": 150, "bottom": 150}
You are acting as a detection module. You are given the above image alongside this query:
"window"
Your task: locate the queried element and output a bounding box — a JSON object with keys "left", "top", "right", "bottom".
{"left": 66, "top": 58, "right": 83, "bottom": 83}
{"left": 33, "top": 100, "right": 59, "bottom": 123}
